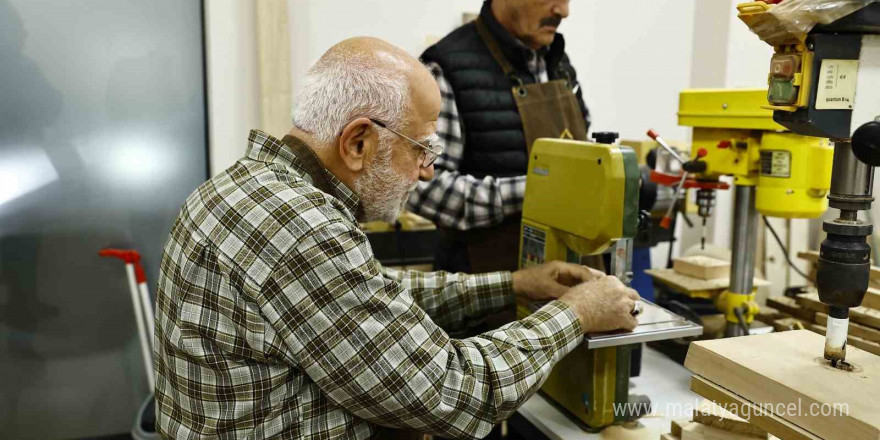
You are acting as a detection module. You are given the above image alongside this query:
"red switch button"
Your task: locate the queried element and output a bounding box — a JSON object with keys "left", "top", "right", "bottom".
{"left": 770, "top": 54, "right": 800, "bottom": 78}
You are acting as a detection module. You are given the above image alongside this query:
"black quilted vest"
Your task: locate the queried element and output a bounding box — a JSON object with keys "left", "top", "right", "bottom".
{"left": 420, "top": 1, "right": 589, "bottom": 179}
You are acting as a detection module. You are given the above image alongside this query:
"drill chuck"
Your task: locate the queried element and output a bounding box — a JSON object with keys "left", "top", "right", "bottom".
{"left": 817, "top": 220, "right": 872, "bottom": 309}
{"left": 696, "top": 188, "right": 716, "bottom": 218}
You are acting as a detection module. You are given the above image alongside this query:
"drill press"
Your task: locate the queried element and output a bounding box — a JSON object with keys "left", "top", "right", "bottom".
{"left": 650, "top": 89, "right": 833, "bottom": 337}
{"left": 738, "top": 0, "right": 880, "bottom": 365}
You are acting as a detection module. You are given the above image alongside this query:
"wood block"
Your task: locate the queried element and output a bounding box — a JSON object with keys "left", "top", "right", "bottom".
{"left": 797, "top": 293, "right": 880, "bottom": 329}
{"left": 795, "top": 293, "right": 829, "bottom": 314}
{"left": 771, "top": 317, "right": 808, "bottom": 332}
{"left": 690, "top": 376, "right": 820, "bottom": 440}
{"left": 810, "top": 325, "right": 880, "bottom": 356}
{"left": 671, "top": 418, "right": 690, "bottom": 438}
{"left": 816, "top": 313, "right": 880, "bottom": 343}
{"left": 685, "top": 330, "right": 880, "bottom": 440}
{"left": 865, "top": 288, "right": 880, "bottom": 310}
{"left": 702, "top": 314, "right": 727, "bottom": 337}
{"left": 807, "top": 324, "right": 824, "bottom": 336}
{"left": 765, "top": 296, "right": 815, "bottom": 322}
{"left": 681, "top": 421, "right": 765, "bottom": 440}
{"left": 694, "top": 400, "right": 768, "bottom": 438}
{"left": 755, "top": 306, "right": 784, "bottom": 325}
{"left": 853, "top": 307, "right": 880, "bottom": 329}
{"left": 674, "top": 256, "right": 731, "bottom": 280}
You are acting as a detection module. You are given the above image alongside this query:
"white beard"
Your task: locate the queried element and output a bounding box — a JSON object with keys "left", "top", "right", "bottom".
{"left": 354, "top": 142, "right": 417, "bottom": 223}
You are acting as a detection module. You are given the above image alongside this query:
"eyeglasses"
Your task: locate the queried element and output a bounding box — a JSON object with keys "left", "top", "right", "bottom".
{"left": 370, "top": 118, "right": 443, "bottom": 168}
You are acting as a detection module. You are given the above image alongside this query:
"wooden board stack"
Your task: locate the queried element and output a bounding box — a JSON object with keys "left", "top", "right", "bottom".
{"left": 676, "top": 253, "right": 880, "bottom": 440}
{"left": 684, "top": 330, "right": 880, "bottom": 440}
{"left": 660, "top": 400, "right": 772, "bottom": 440}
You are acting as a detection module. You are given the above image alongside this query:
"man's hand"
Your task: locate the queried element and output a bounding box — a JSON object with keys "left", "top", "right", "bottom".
{"left": 511, "top": 261, "right": 605, "bottom": 301}
{"left": 558, "top": 276, "right": 640, "bottom": 333}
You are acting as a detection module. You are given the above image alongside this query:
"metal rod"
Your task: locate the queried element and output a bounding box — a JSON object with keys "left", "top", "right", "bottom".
{"left": 729, "top": 185, "right": 758, "bottom": 295}
{"left": 647, "top": 129, "right": 687, "bottom": 164}
{"left": 611, "top": 238, "right": 634, "bottom": 286}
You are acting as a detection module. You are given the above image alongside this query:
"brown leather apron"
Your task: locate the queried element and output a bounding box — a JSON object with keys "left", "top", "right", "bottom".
{"left": 462, "top": 18, "right": 590, "bottom": 273}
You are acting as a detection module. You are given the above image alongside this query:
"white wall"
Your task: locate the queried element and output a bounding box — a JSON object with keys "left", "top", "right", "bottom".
{"left": 204, "top": 0, "right": 261, "bottom": 176}
{"left": 287, "top": 0, "right": 696, "bottom": 142}
{"left": 288, "top": 0, "right": 479, "bottom": 95}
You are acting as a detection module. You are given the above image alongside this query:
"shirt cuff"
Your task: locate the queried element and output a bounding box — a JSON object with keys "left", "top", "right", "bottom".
{"left": 500, "top": 176, "right": 527, "bottom": 218}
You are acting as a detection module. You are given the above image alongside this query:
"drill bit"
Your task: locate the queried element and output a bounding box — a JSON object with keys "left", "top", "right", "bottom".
{"left": 825, "top": 306, "right": 850, "bottom": 367}
{"left": 701, "top": 217, "right": 706, "bottom": 250}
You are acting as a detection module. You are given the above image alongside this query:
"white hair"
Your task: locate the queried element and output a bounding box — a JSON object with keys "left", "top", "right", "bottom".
{"left": 291, "top": 48, "right": 410, "bottom": 145}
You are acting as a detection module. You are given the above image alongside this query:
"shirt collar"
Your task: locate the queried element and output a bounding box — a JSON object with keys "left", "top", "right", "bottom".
{"left": 245, "top": 129, "right": 362, "bottom": 218}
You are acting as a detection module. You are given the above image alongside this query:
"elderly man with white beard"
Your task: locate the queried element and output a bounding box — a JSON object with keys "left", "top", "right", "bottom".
{"left": 153, "top": 37, "right": 639, "bottom": 440}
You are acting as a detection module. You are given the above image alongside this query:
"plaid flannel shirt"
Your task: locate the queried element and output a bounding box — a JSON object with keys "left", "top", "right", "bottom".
{"left": 408, "top": 46, "right": 588, "bottom": 231}
{"left": 154, "top": 130, "right": 583, "bottom": 439}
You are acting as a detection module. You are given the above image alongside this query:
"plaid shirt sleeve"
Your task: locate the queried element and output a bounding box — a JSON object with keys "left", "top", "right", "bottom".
{"left": 381, "top": 267, "right": 514, "bottom": 331}
{"left": 406, "top": 62, "right": 527, "bottom": 231}
{"left": 266, "top": 218, "right": 583, "bottom": 438}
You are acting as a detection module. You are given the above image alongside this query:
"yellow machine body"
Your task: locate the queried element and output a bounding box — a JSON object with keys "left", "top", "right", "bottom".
{"left": 518, "top": 138, "right": 640, "bottom": 429}
{"left": 679, "top": 89, "right": 833, "bottom": 219}
{"left": 520, "top": 138, "right": 634, "bottom": 262}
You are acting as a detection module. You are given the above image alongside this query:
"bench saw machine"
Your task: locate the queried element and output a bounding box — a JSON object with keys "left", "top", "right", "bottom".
{"left": 516, "top": 133, "right": 702, "bottom": 430}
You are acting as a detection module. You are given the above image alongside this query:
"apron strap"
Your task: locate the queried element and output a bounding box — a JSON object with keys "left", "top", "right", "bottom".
{"left": 475, "top": 17, "right": 525, "bottom": 91}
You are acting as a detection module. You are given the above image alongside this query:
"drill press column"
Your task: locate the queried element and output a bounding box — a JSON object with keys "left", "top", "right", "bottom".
{"left": 818, "top": 141, "right": 874, "bottom": 364}
{"left": 726, "top": 185, "right": 759, "bottom": 337}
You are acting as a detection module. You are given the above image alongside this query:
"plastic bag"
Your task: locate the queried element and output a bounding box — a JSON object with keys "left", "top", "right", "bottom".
{"left": 742, "top": 0, "right": 878, "bottom": 45}
{"left": 771, "top": 0, "right": 878, "bottom": 34}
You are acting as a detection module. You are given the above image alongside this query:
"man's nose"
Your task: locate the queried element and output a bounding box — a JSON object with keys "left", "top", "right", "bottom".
{"left": 419, "top": 164, "right": 435, "bottom": 181}
{"left": 553, "top": 0, "right": 569, "bottom": 18}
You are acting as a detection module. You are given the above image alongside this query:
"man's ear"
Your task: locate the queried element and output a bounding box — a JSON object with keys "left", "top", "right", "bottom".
{"left": 337, "top": 117, "right": 377, "bottom": 173}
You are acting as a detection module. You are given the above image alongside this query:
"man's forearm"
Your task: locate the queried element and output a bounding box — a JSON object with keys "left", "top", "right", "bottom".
{"left": 384, "top": 267, "right": 515, "bottom": 330}
{"left": 407, "top": 171, "right": 526, "bottom": 231}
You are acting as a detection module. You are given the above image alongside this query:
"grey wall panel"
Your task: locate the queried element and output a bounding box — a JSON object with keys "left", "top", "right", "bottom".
{"left": 0, "top": 0, "right": 208, "bottom": 438}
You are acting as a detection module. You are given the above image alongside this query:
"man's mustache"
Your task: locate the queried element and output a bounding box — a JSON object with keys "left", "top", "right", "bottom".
{"left": 540, "top": 15, "right": 562, "bottom": 27}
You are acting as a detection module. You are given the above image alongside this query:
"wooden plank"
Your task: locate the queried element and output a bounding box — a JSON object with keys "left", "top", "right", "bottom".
{"left": 646, "top": 268, "right": 771, "bottom": 294}
{"left": 685, "top": 331, "right": 880, "bottom": 440}
{"left": 796, "top": 293, "right": 880, "bottom": 329}
{"left": 816, "top": 313, "right": 880, "bottom": 343}
{"left": 690, "top": 376, "right": 820, "bottom": 440}
{"left": 674, "top": 256, "right": 731, "bottom": 280}
{"left": 771, "top": 317, "right": 808, "bottom": 332}
{"left": 681, "top": 421, "right": 765, "bottom": 440}
{"left": 765, "top": 296, "right": 816, "bottom": 322}
{"left": 797, "top": 251, "right": 880, "bottom": 289}
{"left": 864, "top": 288, "right": 880, "bottom": 311}
{"left": 809, "top": 325, "right": 880, "bottom": 356}
{"left": 755, "top": 306, "right": 784, "bottom": 325}
{"left": 694, "top": 400, "right": 769, "bottom": 438}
